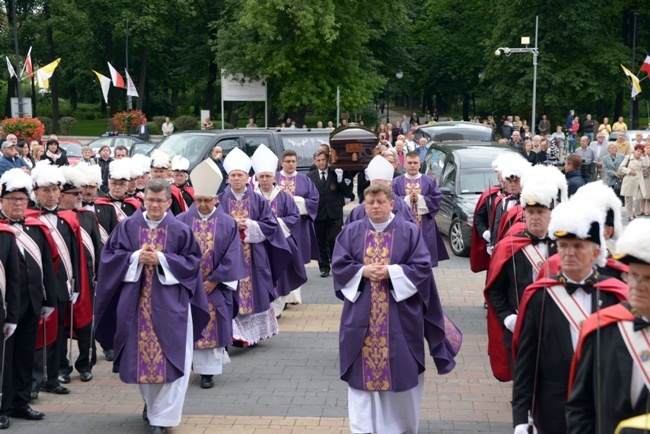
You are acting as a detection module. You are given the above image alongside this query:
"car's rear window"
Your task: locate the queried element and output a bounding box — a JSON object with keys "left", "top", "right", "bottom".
{"left": 459, "top": 169, "right": 498, "bottom": 194}
{"left": 280, "top": 134, "right": 330, "bottom": 168}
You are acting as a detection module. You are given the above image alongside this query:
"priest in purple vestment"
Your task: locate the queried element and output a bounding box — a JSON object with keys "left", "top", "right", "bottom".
{"left": 252, "top": 146, "right": 308, "bottom": 317}
{"left": 392, "top": 151, "right": 449, "bottom": 267}
{"left": 177, "top": 158, "right": 248, "bottom": 390}
{"left": 275, "top": 149, "right": 319, "bottom": 306}
{"left": 332, "top": 183, "right": 461, "bottom": 434}
{"left": 218, "top": 148, "right": 292, "bottom": 346}
{"left": 345, "top": 155, "right": 416, "bottom": 226}
{"left": 94, "top": 179, "right": 210, "bottom": 433}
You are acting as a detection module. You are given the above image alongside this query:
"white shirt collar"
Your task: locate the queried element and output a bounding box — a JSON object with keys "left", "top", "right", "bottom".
{"left": 280, "top": 170, "right": 297, "bottom": 178}
{"left": 405, "top": 172, "right": 422, "bottom": 180}
{"left": 369, "top": 213, "right": 395, "bottom": 232}
{"left": 142, "top": 211, "right": 164, "bottom": 229}
{"left": 198, "top": 208, "right": 216, "bottom": 221}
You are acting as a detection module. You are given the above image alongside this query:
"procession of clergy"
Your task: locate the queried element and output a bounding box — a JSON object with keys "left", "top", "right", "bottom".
{"left": 3, "top": 139, "right": 648, "bottom": 434}
{"left": 0, "top": 141, "right": 463, "bottom": 434}
{"left": 475, "top": 151, "right": 650, "bottom": 433}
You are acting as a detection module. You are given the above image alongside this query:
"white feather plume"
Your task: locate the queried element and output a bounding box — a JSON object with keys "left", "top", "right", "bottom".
{"left": 77, "top": 164, "right": 103, "bottom": 187}
{"left": 171, "top": 155, "right": 190, "bottom": 172}
{"left": 32, "top": 163, "right": 65, "bottom": 187}
{"left": 572, "top": 181, "right": 624, "bottom": 239}
{"left": 131, "top": 154, "right": 151, "bottom": 174}
{"left": 520, "top": 165, "right": 568, "bottom": 208}
{"left": 0, "top": 168, "right": 33, "bottom": 195}
{"left": 615, "top": 218, "right": 650, "bottom": 264}
{"left": 150, "top": 150, "right": 170, "bottom": 169}
{"left": 491, "top": 152, "right": 527, "bottom": 172}
{"left": 60, "top": 165, "right": 88, "bottom": 188}
{"left": 109, "top": 159, "right": 133, "bottom": 180}
{"left": 548, "top": 200, "right": 607, "bottom": 267}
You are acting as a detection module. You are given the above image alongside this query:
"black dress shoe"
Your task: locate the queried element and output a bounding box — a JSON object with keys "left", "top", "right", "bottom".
{"left": 80, "top": 372, "right": 93, "bottom": 382}
{"left": 151, "top": 427, "right": 165, "bottom": 433}
{"left": 320, "top": 270, "right": 329, "bottom": 278}
{"left": 200, "top": 375, "right": 214, "bottom": 389}
{"left": 30, "top": 391, "right": 38, "bottom": 401}
{"left": 104, "top": 349, "right": 114, "bottom": 361}
{"left": 142, "top": 403, "right": 148, "bottom": 422}
{"left": 58, "top": 373, "right": 70, "bottom": 384}
{"left": 40, "top": 384, "right": 70, "bottom": 395}
{"left": 12, "top": 406, "right": 45, "bottom": 420}
{"left": 0, "top": 415, "right": 9, "bottom": 429}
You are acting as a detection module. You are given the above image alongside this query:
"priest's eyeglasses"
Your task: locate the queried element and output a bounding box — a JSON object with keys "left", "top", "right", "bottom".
{"left": 144, "top": 198, "right": 169, "bottom": 204}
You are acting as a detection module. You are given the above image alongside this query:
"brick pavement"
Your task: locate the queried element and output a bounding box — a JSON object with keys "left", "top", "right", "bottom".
{"left": 10, "top": 242, "right": 514, "bottom": 433}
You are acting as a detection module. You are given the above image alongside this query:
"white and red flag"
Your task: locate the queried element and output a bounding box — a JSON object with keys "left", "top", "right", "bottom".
{"left": 22, "top": 46, "right": 33, "bottom": 78}
{"left": 641, "top": 55, "right": 650, "bottom": 79}
{"left": 125, "top": 69, "right": 139, "bottom": 97}
{"left": 107, "top": 61, "right": 125, "bottom": 88}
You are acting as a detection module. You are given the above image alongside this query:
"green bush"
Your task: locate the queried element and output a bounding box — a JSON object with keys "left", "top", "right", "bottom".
{"left": 38, "top": 117, "right": 52, "bottom": 134}
{"left": 74, "top": 103, "right": 102, "bottom": 120}
{"left": 152, "top": 116, "right": 166, "bottom": 130}
{"left": 174, "top": 115, "right": 199, "bottom": 131}
{"left": 59, "top": 116, "right": 77, "bottom": 134}
{"left": 147, "top": 121, "right": 160, "bottom": 135}
{"left": 359, "top": 106, "right": 380, "bottom": 128}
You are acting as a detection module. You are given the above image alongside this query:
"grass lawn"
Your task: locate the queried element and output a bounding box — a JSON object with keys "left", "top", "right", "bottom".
{"left": 70, "top": 119, "right": 110, "bottom": 136}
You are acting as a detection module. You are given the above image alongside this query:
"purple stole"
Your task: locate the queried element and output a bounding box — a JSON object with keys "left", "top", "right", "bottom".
{"left": 137, "top": 225, "right": 168, "bottom": 383}
{"left": 192, "top": 217, "right": 219, "bottom": 349}
{"left": 228, "top": 197, "right": 254, "bottom": 315}
{"left": 404, "top": 177, "right": 423, "bottom": 228}
{"left": 362, "top": 229, "right": 394, "bottom": 391}
{"left": 276, "top": 174, "right": 296, "bottom": 197}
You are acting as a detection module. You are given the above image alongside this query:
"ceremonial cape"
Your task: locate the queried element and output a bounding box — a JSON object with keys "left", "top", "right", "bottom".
{"left": 483, "top": 233, "right": 535, "bottom": 382}
{"left": 512, "top": 276, "right": 628, "bottom": 362}
{"left": 177, "top": 204, "right": 248, "bottom": 348}
{"left": 392, "top": 174, "right": 449, "bottom": 266}
{"left": 276, "top": 172, "right": 320, "bottom": 263}
{"left": 170, "top": 184, "right": 195, "bottom": 215}
{"left": 219, "top": 185, "right": 292, "bottom": 314}
{"left": 333, "top": 213, "right": 459, "bottom": 393}
{"left": 496, "top": 204, "right": 524, "bottom": 245}
{"left": 470, "top": 186, "right": 501, "bottom": 272}
{"left": 94, "top": 209, "right": 210, "bottom": 383}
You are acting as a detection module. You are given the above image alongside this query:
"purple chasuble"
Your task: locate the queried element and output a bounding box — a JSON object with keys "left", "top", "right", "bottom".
{"left": 94, "top": 209, "right": 210, "bottom": 384}
{"left": 177, "top": 204, "right": 248, "bottom": 349}
{"left": 333, "top": 214, "right": 460, "bottom": 392}
{"left": 345, "top": 197, "right": 416, "bottom": 227}
{"left": 260, "top": 187, "right": 308, "bottom": 297}
{"left": 392, "top": 174, "right": 449, "bottom": 266}
{"left": 218, "top": 185, "right": 292, "bottom": 315}
{"left": 276, "top": 172, "right": 320, "bottom": 263}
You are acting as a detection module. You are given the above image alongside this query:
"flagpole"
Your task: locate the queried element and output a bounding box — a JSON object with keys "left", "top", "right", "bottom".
{"left": 12, "top": 0, "right": 23, "bottom": 117}
{"left": 630, "top": 13, "right": 637, "bottom": 128}
{"left": 126, "top": 19, "right": 132, "bottom": 111}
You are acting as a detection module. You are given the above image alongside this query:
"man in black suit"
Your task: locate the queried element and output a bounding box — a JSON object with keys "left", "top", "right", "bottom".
{"left": 307, "top": 150, "right": 349, "bottom": 277}
{"left": 512, "top": 199, "right": 627, "bottom": 434}
{"left": 137, "top": 118, "right": 150, "bottom": 141}
{"left": 566, "top": 218, "right": 650, "bottom": 434}
{"left": 0, "top": 169, "right": 58, "bottom": 426}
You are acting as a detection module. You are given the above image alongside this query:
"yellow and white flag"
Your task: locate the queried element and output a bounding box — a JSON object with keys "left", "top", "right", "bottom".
{"left": 621, "top": 64, "right": 642, "bottom": 98}
{"left": 92, "top": 70, "right": 112, "bottom": 104}
{"left": 35, "top": 58, "right": 60, "bottom": 89}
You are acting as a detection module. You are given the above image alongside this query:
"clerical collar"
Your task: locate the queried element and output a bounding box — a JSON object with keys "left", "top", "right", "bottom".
{"left": 108, "top": 193, "right": 124, "bottom": 202}
{"left": 232, "top": 190, "right": 246, "bottom": 200}
{"left": 280, "top": 170, "right": 297, "bottom": 178}
{"left": 142, "top": 211, "right": 165, "bottom": 229}
{"left": 370, "top": 213, "right": 395, "bottom": 232}
{"left": 405, "top": 172, "right": 422, "bottom": 180}
{"left": 260, "top": 186, "right": 277, "bottom": 200}
{"left": 198, "top": 208, "right": 216, "bottom": 220}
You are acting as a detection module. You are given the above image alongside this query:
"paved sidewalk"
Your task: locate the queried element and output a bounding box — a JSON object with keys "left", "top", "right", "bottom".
{"left": 11, "top": 245, "right": 513, "bottom": 433}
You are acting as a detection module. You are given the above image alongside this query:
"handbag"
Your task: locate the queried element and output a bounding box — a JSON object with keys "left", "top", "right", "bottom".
{"left": 613, "top": 177, "right": 623, "bottom": 196}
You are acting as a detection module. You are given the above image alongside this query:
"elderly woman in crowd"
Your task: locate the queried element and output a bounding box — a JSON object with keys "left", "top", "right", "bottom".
{"left": 602, "top": 143, "right": 625, "bottom": 189}
{"left": 521, "top": 140, "right": 537, "bottom": 164}
{"left": 41, "top": 138, "right": 69, "bottom": 166}
{"left": 619, "top": 144, "right": 650, "bottom": 220}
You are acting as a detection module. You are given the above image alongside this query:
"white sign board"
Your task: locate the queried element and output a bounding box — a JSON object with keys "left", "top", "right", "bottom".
{"left": 10, "top": 98, "right": 32, "bottom": 118}
{"left": 221, "top": 72, "right": 266, "bottom": 102}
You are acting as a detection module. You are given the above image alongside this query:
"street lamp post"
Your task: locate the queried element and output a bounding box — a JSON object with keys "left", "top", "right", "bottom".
{"left": 386, "top": 68, "right": 404, "bottom": 124}
{"left": 126, "top": 19, "right": 132, "bottom": 111}
{"left": 495, "top": 16, "right": 539, "bottom": 133}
